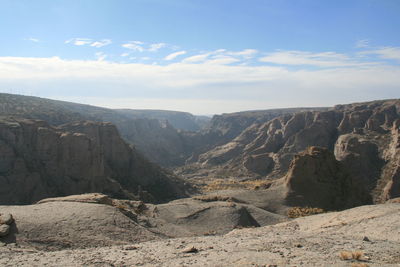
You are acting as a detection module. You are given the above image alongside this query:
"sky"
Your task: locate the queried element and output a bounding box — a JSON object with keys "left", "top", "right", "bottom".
{"left": 0, "top": 0, "right": 400, "bottom": 114}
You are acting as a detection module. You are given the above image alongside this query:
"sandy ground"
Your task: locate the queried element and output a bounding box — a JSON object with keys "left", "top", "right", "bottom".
{"left": 1, "top": 203, "right": 399, "bottom": 266}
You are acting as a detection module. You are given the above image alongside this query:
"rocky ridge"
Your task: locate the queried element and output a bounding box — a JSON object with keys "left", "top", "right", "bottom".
{"left": 190, "top": 99, "right": 400, "bottom": 207}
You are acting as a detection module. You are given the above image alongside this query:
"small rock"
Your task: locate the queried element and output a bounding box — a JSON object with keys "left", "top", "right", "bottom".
{"left": 0, "top": 224, "right": 10, "bottom": 237}
{"left": 295, "top": 243, "right": 303, "bottom": 248}
{"left": 0, "top": 241, "right": 5, "bottom": 247}
{"left": 182, "top": 246, "right": 199, "bottom": 253}
{"left": 0, "top": 213, "right": 13, "bottom": 225}
{"left": 363, "top": 236, "right": 371, "bottom": 242}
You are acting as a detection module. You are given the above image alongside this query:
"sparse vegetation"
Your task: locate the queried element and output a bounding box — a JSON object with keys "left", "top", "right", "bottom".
{"left": 339, "top": 251, "right": 367, "bottom": 263}
{"left": 202, "top": 178, "right": 273, "bottom": 192}
{"left": 287, "top": 207, "right": 326, "bottom": 218}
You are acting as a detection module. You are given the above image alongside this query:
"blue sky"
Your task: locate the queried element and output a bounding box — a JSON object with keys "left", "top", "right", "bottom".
{"left": 0, "top": 0, "right": 399, "bottom": 114}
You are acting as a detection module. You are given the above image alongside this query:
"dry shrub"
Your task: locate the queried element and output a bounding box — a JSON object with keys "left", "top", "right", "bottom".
{"left": 340, "top": 251, "right": 353, "bottom": 260}
{"left": 287, "top": 207, "right": 325, "bottom": 218}
{"left": 339, "top": 251, "right": 367, "bottom": 262}
{"left": 202, "top": 178, "right": 272, "bottom": 192}
{"left": 352, "top": 251, "right": 364, "bottom": 260}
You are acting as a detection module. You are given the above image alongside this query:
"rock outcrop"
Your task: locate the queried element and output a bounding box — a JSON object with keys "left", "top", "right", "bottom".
{"left": 285, "top": 146, "right": 370, "bottom": 210}
{"left": 0, "top": 117, "right": 186, "bottom": 204}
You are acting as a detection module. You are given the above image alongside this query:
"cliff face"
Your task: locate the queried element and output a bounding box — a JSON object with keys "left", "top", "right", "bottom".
{"left": 195, "top": 99, "right": 400, "bottom": 203}
{"left": 284, "top": 146, "right": 371, "bottom": 210}
{"left": 0, "top": 118, "right": 186, "bottom": 204}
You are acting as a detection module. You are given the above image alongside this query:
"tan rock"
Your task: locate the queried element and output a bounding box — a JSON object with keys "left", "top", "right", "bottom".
{"left": 0, "top": 213, "right": 13, "bottom": 225}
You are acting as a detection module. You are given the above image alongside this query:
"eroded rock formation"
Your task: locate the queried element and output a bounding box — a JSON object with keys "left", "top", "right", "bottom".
{"left": 195, "top": 99, "right": 400, "bottom": 203}
{"left": 0, "top": 118, "right": 186, "bottom": 204}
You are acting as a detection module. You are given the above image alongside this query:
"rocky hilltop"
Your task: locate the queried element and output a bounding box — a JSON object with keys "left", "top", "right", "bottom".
{"left": 115, "top": 109, "right": 210, "bottom": 131}
{"left": 0, "top": 117, "right": 186, "bottom": 204}
{"left": 189, "top": 99, "right": 400, "bottom": 208}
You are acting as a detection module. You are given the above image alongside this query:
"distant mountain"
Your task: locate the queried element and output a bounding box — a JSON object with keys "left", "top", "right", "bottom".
{"left": 115, "top": 109, "right": 210, "bottom": 131}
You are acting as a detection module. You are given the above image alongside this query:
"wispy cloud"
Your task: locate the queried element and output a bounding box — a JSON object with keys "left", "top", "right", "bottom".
{"left": 65, "top": 38, "right": 112, "bottom": 48}
{"left": 182, "top": 53, "right": 210, "bottom": 63}
{"left": 25, "top": 37, "right": 40, "bottom": 43}
{"left": 359, "top": 47, "right": 400, "bottom": 61}
{"left": 121, "top": 41, "right": 145, "bottom": 52}
{"left": 90, "top": 39, "right": 112, "bottom": 48}
{"left": 164, "top": 51, "right": 187, "bottom": 60}
{"left": 122, "top": 41, "right": 168, "bottom": 52}
{"left": 228, "top": 49, "right": 258, "bottom": 58}
{"left": 356, "top": 39, "right": 370, "bottom": 48}
{"left": 182, "top": 49, "right": 257, "bottom": 65}
{"left": 65, "top": 38, "right": 92, "bottom": 46}
{"left": 259, "top": 50, "right": 374, "bottom": 67}
{"left": 148, "top": 43, "right": 166, "bottom": 52}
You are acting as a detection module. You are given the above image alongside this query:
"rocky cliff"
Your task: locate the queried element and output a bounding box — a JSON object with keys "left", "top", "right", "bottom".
{"left": 0, "top": 117, "right": 186, "bottom": 204}
{"left": 194, "top": 99, "right": 400, "bottom": 204}
{"left": 0, "top": 93, "right": 196, "bottom": 166}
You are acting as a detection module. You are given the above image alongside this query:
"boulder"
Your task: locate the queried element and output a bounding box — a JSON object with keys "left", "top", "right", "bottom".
{"left": 0, "top": 213, "right": 13, "bottom": 225}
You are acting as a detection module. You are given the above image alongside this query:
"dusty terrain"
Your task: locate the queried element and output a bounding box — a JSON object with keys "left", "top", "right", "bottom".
{"left": 1, "top": 200, "right": 399, "bottom": 266}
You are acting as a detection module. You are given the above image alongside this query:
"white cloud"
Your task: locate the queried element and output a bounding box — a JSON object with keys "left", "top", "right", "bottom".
{"left": 26, "top": 38, "right": 39, "bottom": 43}
{"left": 65, "top": 38, "right": 92, "bottom": 46}
{"left": 204, "top": 55, "right": 240, "bottom": 65}
{"left": 122, "top": 41, "right": 145, "bottom": 52}
{"left": 182, "top": 53, "right": 210, "bottom": 63}
{"left": 360, "top": 47, "right": 400, "bottom": 61}
{"left": 164, "top": 51, "right": 187, "bottom": 60}
{"left": 121, "top": 53, "right": 130, "bottom": 57}
{"left": 0, "top": 55, "right": 398, "bottom": 114}
{"left": 65, "top": 38, "right": 112, "bottom": 48}
{"left": 356, "top": 39, "right": 370, "bottom": 48}
{"left": 228, "top": 49, "right": 258, "bottom": 58}
{"left": 148, "top": 43, "right": 166, "bottom": 52}
{"left": 90, "top": 39, "right": 112, "bottom": 48}
{"left": 259, "top": 50, "right": 374, "bottom": 67}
